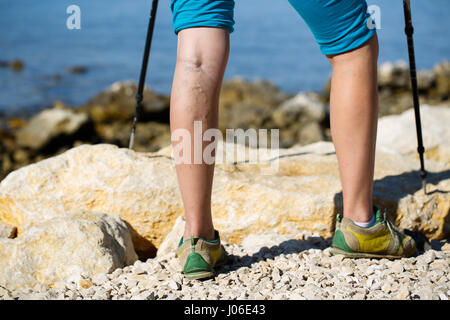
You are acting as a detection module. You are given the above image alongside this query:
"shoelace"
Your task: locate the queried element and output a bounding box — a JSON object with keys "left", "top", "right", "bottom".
{"left": 190, "top": 235, "right": 195, "bottom": 253}
{"left": 380, "top": 208, "right": 405, "bottom": 252}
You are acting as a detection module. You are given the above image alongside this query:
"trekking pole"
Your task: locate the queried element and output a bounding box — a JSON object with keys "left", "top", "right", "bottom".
{"left": 402, "top": 0, "right": 427, "bottom": 194}
{"left": 129, "top": 0, "right": 159, "bottom": 149}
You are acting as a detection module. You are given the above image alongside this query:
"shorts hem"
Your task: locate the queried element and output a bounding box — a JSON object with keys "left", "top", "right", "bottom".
{"left": 320, "top": 29, "right": 376, "bottom": 56}
{"left": 174, "top": 23, "right": 234, "bottom": 35}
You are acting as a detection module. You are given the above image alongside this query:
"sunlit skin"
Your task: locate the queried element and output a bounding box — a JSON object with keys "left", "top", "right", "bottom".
{"left": 326, "top": 33, "right": 379, "bottom": 223}
{"left": 170, "top": 28, "right": 379, "bottom": 241}
{"left": 170, "top": 28, "right": 229, "bottom": 241}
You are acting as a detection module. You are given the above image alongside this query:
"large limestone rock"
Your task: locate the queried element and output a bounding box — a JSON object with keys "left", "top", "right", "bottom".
{"left": 0, "top": 118, "right": 448, "bottom": 259}
{"left": 376, "top": 105, "right": 450, "bottom": 164}
{"left": 0, "top": 143, "right": 176, "bottom": 259}
{"left": 0, "top": 210, "right": 137, "bottom": 291}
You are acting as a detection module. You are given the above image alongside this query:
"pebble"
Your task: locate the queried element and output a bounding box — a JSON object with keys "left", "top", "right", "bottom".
{"left": 133, "top": 263, "right": 147, "bottom": 275}
{"left": 340, "top": 267, "right": 354, "bottom": 276}
{"left": 168, "top": 280, "right": 181, "bottom": 291}
{"left": 1, "top": 236, "right": 448, "bottom": 301}
{"left": 422, "top": 250, "right": 436, "bottom": 264}
{"left": 271, "top": 268, "right": 281, "bottom": 282}
{"left": 418, "top": 285, "right": 434, "bottom": 300}
{"left": 391, "top": 261, "right": 404, "bottom": 273}
{"left": 92, "top": 273, "right": 108, "bottom": 286}
{"left": 79, "top": 279, "right": 93, "bottom": 289}
{"left": 395, "top": 285, "right": 410, "bottom": 300}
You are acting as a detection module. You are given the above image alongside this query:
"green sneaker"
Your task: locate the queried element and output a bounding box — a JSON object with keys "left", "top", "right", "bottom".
{"left": 330, "top": 206, "right": 416, "bottom": 259}
{"left": 175, "top": 230, "right": 228, "bottom": 280}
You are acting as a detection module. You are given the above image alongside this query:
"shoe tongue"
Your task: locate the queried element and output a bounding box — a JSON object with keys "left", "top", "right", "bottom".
{"left": 182, "top": 232, "right": 220, "bottom": 246}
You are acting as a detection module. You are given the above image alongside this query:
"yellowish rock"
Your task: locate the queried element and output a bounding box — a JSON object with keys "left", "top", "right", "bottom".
{"left": 0, "top": 105, "right": 449, "bottom": 258}
{"left": 0, "top": 210, "right": 137, "bottom": 291}
{"left": 1, "top": 138, "right": 448, "bottom": 260}
{"left": 79, "top": 279, "right": 94, "bottom": 289}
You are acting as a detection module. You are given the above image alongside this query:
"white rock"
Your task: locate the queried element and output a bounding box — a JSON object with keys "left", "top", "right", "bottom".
{"left": 168, "top": 280, "right": 181, "bottom": 291}
{"left": 340, "top": 267, "right": 354, "bottom": 277}
{"left": 156, "top": 216, "right": 185, "bottom": 257}
{"left": 423, "top": 251, "right": 437, "bottom": 264}
{"left": 92, "top": 273, "right": 109, "bottom": 286}
{"left": 271, "top": 268, "right": 281, "bottom": 282}
{"left": 391, "top": 261, "right": 404, "bottom": 274}
{"left": 0, "top": 210, "right": 137, "bottom": 291}
{"left": 376, "top": 105, "right": 450, "bottom": 164}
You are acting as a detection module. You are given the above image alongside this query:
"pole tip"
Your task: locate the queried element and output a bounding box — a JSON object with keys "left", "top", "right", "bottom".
{"left": 422, "top": 178, "right": 427, "bottom": 195}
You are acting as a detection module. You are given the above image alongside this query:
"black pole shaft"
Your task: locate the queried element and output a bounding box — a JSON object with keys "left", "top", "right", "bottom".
{"left": 402, "top": 0, "right": 427, "bottom": 192}
{"left": 129, "top": 0, "right": 159, "bottom": 149}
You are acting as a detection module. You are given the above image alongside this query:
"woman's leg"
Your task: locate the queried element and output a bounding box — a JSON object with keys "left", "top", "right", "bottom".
{"left": 170, "top": 27, "right": 230, "bottom": 241}
{"left": 289, "top": 0, "right": 416, "bottom": 257}
{"left": 327, "top": 34, "right": 379, "bottom": 223}
{"left": 288, "top": 0, "right": 379, "bottom": 223}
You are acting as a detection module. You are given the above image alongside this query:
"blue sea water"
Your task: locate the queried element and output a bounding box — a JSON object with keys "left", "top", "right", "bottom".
{"left": 0, "top": 0, "right": 449, "bottom": 116}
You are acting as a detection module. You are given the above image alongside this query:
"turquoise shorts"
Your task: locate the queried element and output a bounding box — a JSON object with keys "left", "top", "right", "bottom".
{"left": 170, "top": 0, "right": 236, "bottom": 34}
{"left": 170, "top": 0, "right": 376, "bottom": 55}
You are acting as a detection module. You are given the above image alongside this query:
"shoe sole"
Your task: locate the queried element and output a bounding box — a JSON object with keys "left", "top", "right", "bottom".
{"left": 330, "top": 247, "right": 410, "bottom": 259}
{"left": 184, "top": 270, "right": 215, "bottom": 280}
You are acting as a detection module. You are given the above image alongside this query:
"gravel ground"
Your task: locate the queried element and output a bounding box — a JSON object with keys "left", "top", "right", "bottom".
{"left": 1, "top": 235, "right": 449, "bottom": 300}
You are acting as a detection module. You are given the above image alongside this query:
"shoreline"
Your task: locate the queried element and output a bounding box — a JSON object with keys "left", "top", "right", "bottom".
{"left": 1, "top": 59, "right": 448, "bottom": 119}
{"left": 0, "top": 60, "right": 449, "bottom": 182}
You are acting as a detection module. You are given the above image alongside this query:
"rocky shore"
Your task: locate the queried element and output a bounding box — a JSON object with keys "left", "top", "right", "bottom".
{"left": 1, "top": 60, "right": 449, "bottom": 181}
{"left": 0, "top": 60, "right": 449, "bottom": 300}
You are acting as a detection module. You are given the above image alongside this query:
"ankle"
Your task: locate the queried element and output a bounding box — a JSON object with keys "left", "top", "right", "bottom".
{"left": 344, "top": 204, "right": 374, "bottom": 224}
{"left": 183, "top": 226, "right": 215, "bottom": 241}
